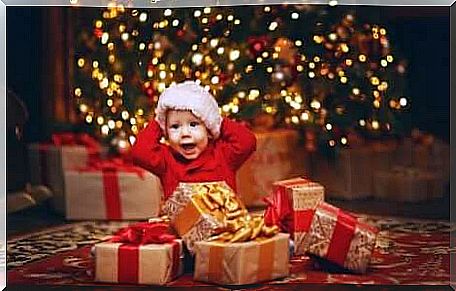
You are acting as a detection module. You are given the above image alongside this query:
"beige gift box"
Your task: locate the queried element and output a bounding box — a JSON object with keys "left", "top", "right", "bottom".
{"left": 95, "top": 240, "right": 183, "bottom": 285}
{"left": 28, "top": 143, "right": 105, "bottom": 213}
{"left": 236, "top": 129, "right": 310, "bottom": 207}
{"left": 194, "top": 233, "right": 290, "bottom": 285}
{"left": 64, "top": 165, "right": 162, "bottom": 220}
{"left": 314, "top": 146, "right": 393, "bottom": 200}
{"left": 271, "top": 177, "right": 325, "bottom": 255}
{"left": 373, "top": 167, "right": 446, "bottom": 202}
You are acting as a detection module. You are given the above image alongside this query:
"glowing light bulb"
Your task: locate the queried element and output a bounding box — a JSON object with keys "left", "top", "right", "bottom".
{"left": 139, "top": 12, "right": 147, "bottom": 22}
{"left": 325, "top": 123, "right": 333, "bottom": 131}
{"left": 164, "top": 9, "right": 172, "bottom": 16}
{"left": 291, "top": 12, "right": 299, "bottom": 19}
{"left": 77, "top": 58, "right": 85, "bottom": 68}
{"left": 194, "top": 10, "right": 201, "bottom": 17}
{"left": 229, "top": 50, "right": 240, "bottom": 61}
{"left": 268, "top": 22, "right": 278, "bottom": 31}
{"left": 399, "top": 97, "right": 408, "bottom": 107}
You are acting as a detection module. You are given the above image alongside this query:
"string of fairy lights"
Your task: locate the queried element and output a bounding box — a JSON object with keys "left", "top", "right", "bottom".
{"left": 73, "top": 3, "right": 409, "bottom": 150}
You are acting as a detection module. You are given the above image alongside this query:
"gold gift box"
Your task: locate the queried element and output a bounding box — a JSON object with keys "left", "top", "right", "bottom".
{"left": 194, "top": 233, "right": 290, "bottom": 285}
{"left": 162, "top": 181, "right": 247, "bottom": 253}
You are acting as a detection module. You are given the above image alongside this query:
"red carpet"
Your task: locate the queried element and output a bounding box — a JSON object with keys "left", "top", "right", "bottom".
{"left": 7, "top": 215, "right": 454, "bottom": 287}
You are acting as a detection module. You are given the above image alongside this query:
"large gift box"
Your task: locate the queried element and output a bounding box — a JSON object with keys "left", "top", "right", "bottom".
{"left": 194, "top": 233, "right": 290, "bottom": 285}
{"left": 314, "top": 143, "right": 394, "bottom": 200}
{"left": 300, "top": 202, "right": 378, "bottom": 273}
{"left": 264, "top": 177, "right": 324, "bottom": 254}
{"left": 64, "top": 158, "right": 162, "bottom": 220}
{"left": 373, "top": 166, "right": 446, "bottom": 202}
{"left": 162, "top": 181, "right": 247, "bottom": 253}
{"left": 236, "top": 129, "right": 310, "bottom": 207}
{"left": 95, "top": 222, "right": 183, "bottom": 285}
{"left": 28, "top": 133, "right": 105, "bottom": 213}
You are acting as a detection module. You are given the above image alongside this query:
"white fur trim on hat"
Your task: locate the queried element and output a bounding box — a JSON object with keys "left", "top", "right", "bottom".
{"left": 155, "top": 81, "right": 222, "bottom": 139}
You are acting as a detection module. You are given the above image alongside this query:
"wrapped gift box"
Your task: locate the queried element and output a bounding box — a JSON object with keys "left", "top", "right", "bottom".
{"left": 314, "top": 144, "right": 394, "bottom": 200}
{"left": 373, "top": 166, "right": 446, "bottom": 202}
{"left": 300, "top": 202, "right": 378, "bottom": 273}
{"left": 194, "top": 233, "right": 290, "bottom": 285}
{"left": 95, "top": 223, "right": 183, "bottom": 285}
{"left": 64, "top": 159, "right": 162, "bottom": 220}
{"left": 28, "top": 133, "right": 105, "bottom": 213}
{"left": 264, "top": 177, "right": 325, "bottom": 255}
{"left": 162, "top": 181, "right": 247, "bottom": 253}
{"left": 236, "top": 129, "right": 310, "bottom": 207}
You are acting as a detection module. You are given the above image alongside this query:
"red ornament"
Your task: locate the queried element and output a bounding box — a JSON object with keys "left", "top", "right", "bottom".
{"left": 93, "top": 28, "right": 103, "bottom": 38}
{"left": 176, "top": 29, "right": 185, "bottom": 38}
{"left": 247, "top": 35, "right": 271, "bottom": 57}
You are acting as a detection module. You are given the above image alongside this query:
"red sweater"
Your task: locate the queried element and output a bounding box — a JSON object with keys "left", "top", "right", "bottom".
{"left": 131, "top": 118, "right": 257, "bottom": 199}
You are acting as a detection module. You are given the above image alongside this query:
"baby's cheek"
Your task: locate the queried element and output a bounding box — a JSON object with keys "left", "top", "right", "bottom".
{"left": 190, "top": 127, "right": 207, "bottom": 141}
{"left": 167, "top": 129, "right": 181, "bottom": 142}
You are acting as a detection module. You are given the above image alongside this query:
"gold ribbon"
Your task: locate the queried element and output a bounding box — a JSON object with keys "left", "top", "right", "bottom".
{"left": 172, "top": 183, "right": 249, "bottom": 237}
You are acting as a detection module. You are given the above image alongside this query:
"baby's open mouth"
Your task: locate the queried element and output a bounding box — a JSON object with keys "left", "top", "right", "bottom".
{"left": 181, "top": 143, "right": 196, "bottom": 151}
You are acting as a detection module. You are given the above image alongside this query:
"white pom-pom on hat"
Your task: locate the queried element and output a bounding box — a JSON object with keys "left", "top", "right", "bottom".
{"left": 155, "top": 80, "right": 222, "bottom": 139}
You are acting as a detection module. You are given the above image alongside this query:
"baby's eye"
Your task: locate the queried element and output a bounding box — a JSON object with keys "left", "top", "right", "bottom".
{"left": 189, "top": 121, "right": 199, "bottom": 127}
{"left": 170, "top": 124, "right": 180, "bottom": 130}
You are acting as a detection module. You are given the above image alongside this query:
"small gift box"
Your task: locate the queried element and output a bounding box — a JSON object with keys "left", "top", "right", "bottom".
{"left": 95, "top": 222, "right": 184, "bottom": 285}
{"left": 373, "top": 166, "right": 446, "bottom": 202}
{"left": 236, "top": 130, "right": 310, "bottom": 207}
{"left": 28, "top": 132, "right": 105, "bottom": 213}
{"left": 300, "top": 202, "right": 378, "bottom": 273}
{"left": 264, "top": 177, "right": 324, "bottom": 255}
{"left": 64, "top": 158, "right": 162, "bottom": 220}
{"left": 162, "top": 181, "right": 247, "bottom": 253}
{"left": 194, "top": 233, "right": 290, "bottom": 285}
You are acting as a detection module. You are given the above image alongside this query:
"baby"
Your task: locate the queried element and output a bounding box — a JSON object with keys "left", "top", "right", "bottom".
{"left": 131, "top": 81, "right": 257, "bottom": 199}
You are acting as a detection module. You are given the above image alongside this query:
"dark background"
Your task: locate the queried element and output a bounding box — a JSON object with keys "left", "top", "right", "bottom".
{"left": 6, "top": 6, "right": 450, "bottom": 142}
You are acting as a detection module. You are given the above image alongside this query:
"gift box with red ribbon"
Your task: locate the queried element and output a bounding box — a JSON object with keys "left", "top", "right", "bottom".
{"left": 95, "top": 222, "right": 184, "bottom": 285}
{"left": 300, "top": 202, "right": 378, "bottom": 273}
{"left": 28, "top": 133, "right": 106, "bottom": 213}
{"left": 64, "top": 158, "right": 162, "bottom": 220}
{"left": 264, "top": 177, "right": 324, "bottom": 255}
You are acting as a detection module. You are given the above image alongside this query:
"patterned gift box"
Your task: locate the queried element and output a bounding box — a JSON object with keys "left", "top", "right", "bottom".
{"left": 64, "top": 158, "right": 162, "bottom": 220}
{"left": 373, "top": 166, "right": 446, "bottom": 202}
{"left": 264, "top": 177, "right": 324, "bottom": 256}
{"left": 300, "top": 202, "right": 378, "bottom": 273}
{"left": 194, "top": 233, "right": 290, "bottom": 285}
{"left": 162, "top": 181, "right": 247, "bottom": 253}
{"left": 236, "top": 129, "right": 310, "bottom": 207}
{"left": 95, "top": 223, "right": 183, "bottom": 285}
{"left": 28, "top": 133, "right": 106, "bottom": 214}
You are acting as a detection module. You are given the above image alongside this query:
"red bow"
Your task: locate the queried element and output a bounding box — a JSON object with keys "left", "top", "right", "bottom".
{"left": 263, "top": 190, "right": 294, "bottom": 234}
{"left": 82, "top": 158, "right": 145, "bottom": 178}
{"left": 51, "top": 132, "right": 100, "bottom": 150}
{"left": 111, "top": 222, "right": 176, "bottom": 245}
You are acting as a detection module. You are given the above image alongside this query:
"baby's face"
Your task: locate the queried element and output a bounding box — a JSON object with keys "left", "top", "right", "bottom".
{"left": 166, "top": 110, "right": 209, "bottom": 160}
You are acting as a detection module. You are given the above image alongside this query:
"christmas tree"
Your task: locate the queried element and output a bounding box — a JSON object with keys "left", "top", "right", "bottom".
{"left": 73, "top": 4, "right": 410, "bottom": 152}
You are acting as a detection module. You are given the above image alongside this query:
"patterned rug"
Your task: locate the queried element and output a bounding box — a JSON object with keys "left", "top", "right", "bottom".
{"left": 7, "top": 214, "right": 455, "bottom": 287}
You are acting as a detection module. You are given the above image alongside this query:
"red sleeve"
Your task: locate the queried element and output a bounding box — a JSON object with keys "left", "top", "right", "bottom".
{"left": 218, "top": 118, "right": 257, "bottom": 170}
{"left": 130, "top": 119, "right": 167, "bottom": 176}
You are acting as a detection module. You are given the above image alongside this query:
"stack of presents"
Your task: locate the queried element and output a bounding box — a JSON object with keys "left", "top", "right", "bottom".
{"left": 26, "top": 129, "right": 448, "bottom": 285}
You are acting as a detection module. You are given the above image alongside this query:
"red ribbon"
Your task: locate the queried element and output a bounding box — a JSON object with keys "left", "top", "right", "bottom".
{"left": 263, "top": 177, "right": 312, "bottom": 235}
{"left": 111, "top": 222, "right": 180, "bottom": 284}
{"left": 77, "top": 158, "right": 146, "bottom": 220}
{"left": 52, "top": 132, "right": 101, "bottom": 163}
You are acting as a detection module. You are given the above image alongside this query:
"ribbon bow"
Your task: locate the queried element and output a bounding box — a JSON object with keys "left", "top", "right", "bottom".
{"left": 111, "top": 222, "right": 176, "bottom": 245}
{"left": 263, "top": 189, "right": 294, "bottom": 234}
{"left": 51, "top": 132, "right": 100, "bottom": 150}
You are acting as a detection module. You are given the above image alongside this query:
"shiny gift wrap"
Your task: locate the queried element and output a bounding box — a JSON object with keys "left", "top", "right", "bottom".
{"left": 301, "top": 202, "right": 378, "bottom": 273}
{"left": 264, "top": 177, "right": 325, "bottom": 255}
{"left": 162, "top": 181, "right": 247, "bottom": 253}
{"left": 194, "top": 233, "right": 290, "bottom": 285}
